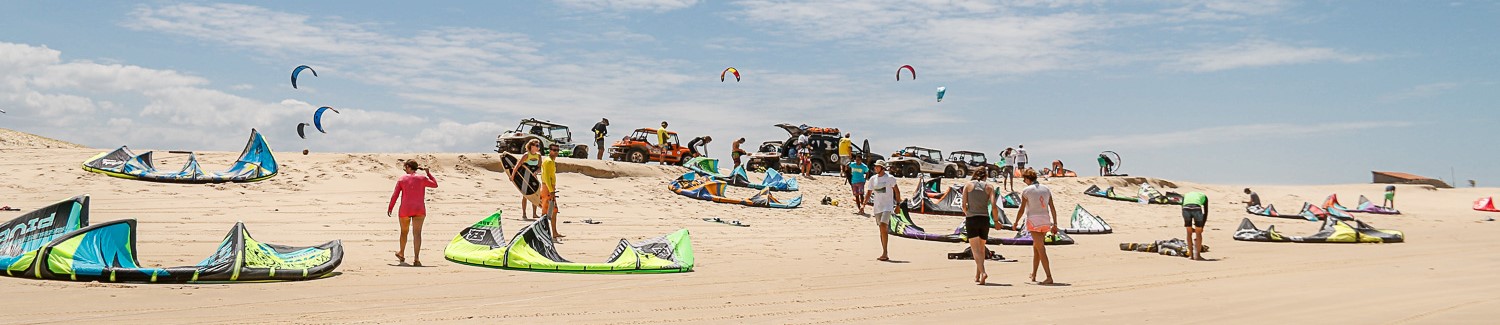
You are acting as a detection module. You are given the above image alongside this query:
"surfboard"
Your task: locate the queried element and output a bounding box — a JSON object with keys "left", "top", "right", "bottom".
{"left": 501, "top": 154, "right": 542, "bottom": 197}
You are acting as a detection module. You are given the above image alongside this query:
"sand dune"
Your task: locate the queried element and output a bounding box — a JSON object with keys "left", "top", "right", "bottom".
{"left": 1, "top": 129, "right": 1497, "bottom": 323}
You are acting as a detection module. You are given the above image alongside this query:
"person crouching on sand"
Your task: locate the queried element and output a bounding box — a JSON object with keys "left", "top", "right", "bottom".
{"left": 961, "top": 169, "right": 1002, "bottom": 285}
{"left": 388, "top": 160, "right": 437, "bottom": 266}
{"left": 1016, "top": 168, "right": 1057, "bottom": 285}
{"left": 865, "top": 161, "right": 900, "bottom": 261}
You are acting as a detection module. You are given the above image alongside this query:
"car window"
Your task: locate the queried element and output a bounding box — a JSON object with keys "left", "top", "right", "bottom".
{"left": 668, "top": 134, "right": 680, "bottom": 146}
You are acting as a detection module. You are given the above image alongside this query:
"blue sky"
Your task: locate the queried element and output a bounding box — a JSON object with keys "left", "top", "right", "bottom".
{"left": 0, "top": 1, "right": 1495, "bottom": 185}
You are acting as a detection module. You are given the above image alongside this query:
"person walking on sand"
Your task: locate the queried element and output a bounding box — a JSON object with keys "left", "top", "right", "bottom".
{"left": 1383, "top": 185, "right": 1396, "bottom": 209}
{"left": 998, "top": 147, "right": 1015, "bottom": 191}
{"left": 542, "top": 143, "right": 565, "bottom": 241}
{"left": 847, "top": 156, "right": 870, "bottom": 215}
{"left": 657, "top": 121, "right": 671, "bottom": 165}
{"left": 591, "top": 118, "right": 609, "bottom": 160}
{"left": 1015, "top": 169, "right": 1057, "bottom": 284}
{"left": 512, "top": 139, "right": 544, "bottom": 220}
{"left": 798, "top": 144, "right": 814, "bottom": 178}
{"left": 1181, "top": 191, "right": 1209, "bottom": 260}
{"left": 731, "top": 138, "right": 748, "bottom": 170}
{"left": 961, "top": 169, "right": 1003, "bottom": 285}
{"left": 865, "top": 161, "right": 900, "bottom": 261}
{"left": 388, "top": 160, "right": 437, "bottom": 266}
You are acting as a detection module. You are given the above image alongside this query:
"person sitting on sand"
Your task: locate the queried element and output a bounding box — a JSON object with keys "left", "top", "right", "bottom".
{"left": 847, "top": 156, "right": 869, "bottom": 215}
{"left": 961, "top": 169, "right": 1003, "bottom": 285}
{"left": 731, "top": 138, "right": 748, "bottom": 170}
{"left": 865, "top": 161, "right": 900, "bottom": 261}
{"left": 387, "top": 160, "right": 437, "bottom": 266}
{"left": 1242, "top": 188, "right": 1260, "bottom": 207}
{"left": 1383, "top": 185, "right": 1396, "bottom": 209}
{"left": 1016, "top": 168, "right": 1057, "bottom": 285}
{"left": 1181, "top": 191, "right": 1209, "bottom": 261}
{"left": 542, "top": 143, "right": 564, "bottom": 241}
{"left": 514, "top": 139, "right": 544, "bottom": 220}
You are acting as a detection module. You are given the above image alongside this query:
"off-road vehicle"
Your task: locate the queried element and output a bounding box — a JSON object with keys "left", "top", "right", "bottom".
{"left": 745, "top": 124, "right": 882, "bottom": 175}
{"left": 885, "top": 146, "right": 961, "bottom": 178}
{"left": 495, "top": 118, "right": 587, "bottom": 158}
{"left": 947, "top": 150, "right": 1000, "bottom": 178}
{"left": 608, "top": 128, "right": 692, "bottom": 164}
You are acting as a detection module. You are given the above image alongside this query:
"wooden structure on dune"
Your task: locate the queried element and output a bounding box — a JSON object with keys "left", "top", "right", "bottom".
{"left": 1372, "top": 171, "right": 1451, "bottom": 188}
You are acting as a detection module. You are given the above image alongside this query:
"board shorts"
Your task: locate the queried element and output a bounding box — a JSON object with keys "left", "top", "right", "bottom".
{"left": 874, "top": 211, "right": 893, "bottom": 225}
{"left": 1182, "top": 204, "right": 1206, "bottom": 228}
{"left": 839, "top": 155, "right": 851, "bottom": 166}
{"left": 965, "top": 215, "right": 991, "bottom": 239}
{"left": 1385, "top": 192, "right": 1395, "bottom": 201}
{"left": 1017, "top": 162, "right": 1027, "bottom": 170}
{"left": 595, "top": 139, "right": 605, "bottom": 151}
{"left": 998, "top": 165, "right": 1014, "bottom": 176}
{"left": 1026, "top": 216, "right": 1053, "bottom": 233}
{"left": 850, "top": 182, "right": 865, "bottom": 197}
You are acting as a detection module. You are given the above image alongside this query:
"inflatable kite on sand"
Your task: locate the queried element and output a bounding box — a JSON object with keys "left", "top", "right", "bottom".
{"left": 670, "top": 173, "right": 802, "bottom": 209}
{"left": 82, "top": 129, "right": 277, "bottom": 183}
{"left": 1476, "top": 197, "right": 1500, "bottom": 212}
{"left": 1059, "top": 205, "right": 1111, "bottom": 234}
{"left": 1233, "top": 217, "right": 1404, "bottom": 243}
{"left": 0, "top": 195, "right": 343, "bottom": 283}
{"left": 886, "top": 205, "right": 1072, "bottom": 246}
{"left": 444, "top": 211, "right": 694, "bottom": 273}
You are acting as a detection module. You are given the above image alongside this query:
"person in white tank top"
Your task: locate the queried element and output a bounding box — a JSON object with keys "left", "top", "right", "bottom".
{"left": 1015, "top": 168, "right": 1058, "bottom": 285}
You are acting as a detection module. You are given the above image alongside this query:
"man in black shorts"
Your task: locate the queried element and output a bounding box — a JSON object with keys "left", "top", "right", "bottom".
{"left": 1181, "top": 191, "right": 1208, "bottom": 260}
{"left": 591, "top": 118, "right": 609, "bottom": 160}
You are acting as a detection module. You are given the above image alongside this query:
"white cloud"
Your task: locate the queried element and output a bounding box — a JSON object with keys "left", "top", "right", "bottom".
{"left": 1168, "top": 39, "right": 1371, "bottom": 72}
{"left": 554, "top": 0, "right": 699, "bottom": 12}
{"left": 0, "top": 41, "right": 310, "bottom": 149}
{"left": 1379, "top": 82, "right": 1461, "bottom": 102}
{"left": 733, "top": 1, "right": 1113, "bottom": 75}
{"left": 1035, "top": 121, "right": 1413, "bottom": 154}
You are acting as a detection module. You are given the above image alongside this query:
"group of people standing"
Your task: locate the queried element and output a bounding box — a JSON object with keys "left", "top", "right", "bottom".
{"left": 844, "top": 144, "right": 1058, "bottom": 285}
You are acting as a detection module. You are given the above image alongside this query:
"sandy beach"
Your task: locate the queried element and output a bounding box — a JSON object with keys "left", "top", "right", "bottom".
{"left": 1, "top": 128, "right": 1497, "bottom": 324}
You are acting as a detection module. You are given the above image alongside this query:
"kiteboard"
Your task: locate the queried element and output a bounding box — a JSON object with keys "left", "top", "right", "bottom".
{"left": 702, "top": 217, "right": 750, "bottom": 227}
{"left": 946, "top": 247, "right": 1016, "bottom": 262}
{"left": 501, "top": 154, "right": 544, "bottom": 205}
{"left": 0, "top": 206, "right": 19, "bottom": 211}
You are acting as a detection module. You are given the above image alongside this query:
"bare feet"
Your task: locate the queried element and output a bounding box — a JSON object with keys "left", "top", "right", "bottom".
{"left": 1029, "top": 273, "right": 1037, "bottom": 282}
{"left": 412, "top": 260, "right": 423, "bottom": 267}
{"left": 395, "top": 252, "right": 406, "bottom": 265}
{"left": 1039, "top": 278, "right": 1054, "bottom": 285}
{"left": 978, "top": 272, "right": 988, "bottom": 285}
{"left": 876, "top": 256, "right": 889, "bottom": 261}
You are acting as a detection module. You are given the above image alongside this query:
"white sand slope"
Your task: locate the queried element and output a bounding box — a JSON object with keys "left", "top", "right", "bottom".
{"left": 1, "top": 129, "right": 1497, "bottom": 323}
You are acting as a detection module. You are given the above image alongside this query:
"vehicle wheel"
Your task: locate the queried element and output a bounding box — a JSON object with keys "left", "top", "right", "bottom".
{"left": 809, "top": 160, "right": 825, "bottom": 175}
{"left": 627, "top": 149, "right": 648, "bottom": 163}
{"left": 505, "top": 142, "right": 523, "bottom": 154}
{"left": 946, "top": 166, "right": 960, "bottom": 178}
{"left": 901, "top": 165, "right": 918, "bottom": 178}
{"left": 570, "top": 145, "right": 588, "bottom": 159}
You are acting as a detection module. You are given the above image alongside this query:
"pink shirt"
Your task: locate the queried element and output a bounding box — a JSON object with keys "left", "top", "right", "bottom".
{"left": 388, "top": 171, "right": 438, "bottom": 217}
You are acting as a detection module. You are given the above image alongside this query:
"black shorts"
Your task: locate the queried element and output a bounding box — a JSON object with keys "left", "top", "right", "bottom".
{"left": 594, "top": 139, "right": 605, "bottom": 150}
{"left": 965, "top": 215, "right": 991, "bottom": 239}
{"left": 1182, "top": 205, "right": 1206, "bottom": 228}
{"left": 999, "top": 165, "right": 1014, "bottom": 176}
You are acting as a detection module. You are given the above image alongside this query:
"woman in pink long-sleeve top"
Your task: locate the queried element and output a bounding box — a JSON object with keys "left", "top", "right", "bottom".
{"left": 388, "top": 160, "right": 437, "bottom": 266}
